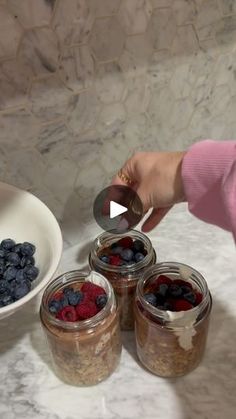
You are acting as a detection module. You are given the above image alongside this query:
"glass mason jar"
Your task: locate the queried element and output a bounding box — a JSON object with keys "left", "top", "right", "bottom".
{"left": 134, "top": 262, "right": 212, "bottom": 377}
{"left": 89, "top": 230, "right": 156, "bottom": 331}
{"left": 40, "top": 270, "right": 122, "bottom": 386}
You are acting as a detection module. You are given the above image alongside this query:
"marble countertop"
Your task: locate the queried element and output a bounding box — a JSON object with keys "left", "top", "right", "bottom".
{"left": 0, "top": 204, "right": 235, "bottom": 419}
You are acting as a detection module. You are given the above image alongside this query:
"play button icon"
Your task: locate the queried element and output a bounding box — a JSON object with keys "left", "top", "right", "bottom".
{"left": 110, "top": 201, "right": 127, "bottom": 219}
{"left": 93, "top": 185, "right": 143, "bottom": 234}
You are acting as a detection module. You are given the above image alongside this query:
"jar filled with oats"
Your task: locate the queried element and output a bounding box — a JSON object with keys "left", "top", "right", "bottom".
{"left": 134, "top": 262, "right": 212, "bottom": 377}
{"left": 89, "top": 230, "right": 156, "bottom": 331}
{"left": 40, "top": 270, "right": 121, "bottom": 386}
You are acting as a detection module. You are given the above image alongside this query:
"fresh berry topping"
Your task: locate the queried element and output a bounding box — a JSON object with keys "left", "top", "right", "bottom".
{"left": 59, "top": 306, "right": 78, "bottom": 322}
{"left": 134, "top": 252, "right": 145, "bottom": 262}
{"left": 133, "top": 239, "right": 144, "bottom": 253}
{"left": 155, "top": 275, "right": 172, "bottom": 286}
{"left": 169, "top": 284, "right": 182, "bottom": 298}
{"left": 144, "top": 293, "right": 157, "bottom": 307}
{"left": 109, "top": 255, "right": 122, "bottom": 266}
{"left": 111, "top": 246, "right": 123, "bottom": 255}
{"left": 68, "top": 290, "right": 83, "bottom": 306}
{"left": 59, "top": 295, "right": 69, "bottom": 308}
{"left": 117, "top": 236, "right": 133, "bottom": 248}
{"left": 183, "top": 292, "right": 196, "bottom": 305}
{"left": 99, "top": 255, "right": 110, "bottom": 263}
{"left": 174, "top": 299, "right": 193, "bottom": 312}
{"left": 120, "top": 248, "right": 134, "bottom": 262}
{"left": 63, "top": 286, "right": 74, "bottom": 295}
{"left": 81, "top": 282, "right": 106, "bottom": 303}
{"left": 96, "top": 294, "right": 108, "bottom": 309}
{"left": 20, "top": 256, "right": 35, "bottom": 268}
{"left": 76, "top": 301, "right": 99, "bottom": 320}
{"left": 49, "top": 299, "right": 61, "bottom": 314}
{"left": 158, "top": 283, "right": 169, "bottom": 297}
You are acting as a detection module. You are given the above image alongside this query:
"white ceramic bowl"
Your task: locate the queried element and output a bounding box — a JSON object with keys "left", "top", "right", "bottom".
{"left": 0, "top": 182, "right": 63, "bottom": 319}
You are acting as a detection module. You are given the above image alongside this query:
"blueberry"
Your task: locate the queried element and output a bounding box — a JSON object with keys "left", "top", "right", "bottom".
{"left": 133, "top": 239, "right": 144, "bottom": 253}
{"left": 181, "top": 285, "right": 192, "bottom": 294}
{"left": 111, "top": 242, "right": 119, "bottom": 249}
{"left": 158, "top": 284, "right": 169, "bottom": 297}
{"left": 60, "top": 295, "right": 69, "bottom": 308}
{"left": 20, "top": 242, "right": 36, "bottom": 257}
{"left": 0, "top": 282, "right": 7, "bottom": 294}
{"left": 3, "top": 266, "right": 17, "bottom": 281}
{"left": 6, "top": 252, "right": 21, "bottom": 267}
{"left": 169, "top": 284, "right": 182, "bottom": 298}
{"left": 48, "top": 299, "right": 61, "bottom": 314}
{"left": 0, "top": 249, "right": 5, "bottom": 258}
{"left": 99, "top": 255, "right": 109, "bottom": 264}
{"left": 23, "top": 265, "right": 39, "bottom": 282}
{"left": 13, "top": 243, "right": 23, "bottom": 254}
{"left": 68, "top": 291, "right": 83, "bottom": 306}
{"left": 184, "top": 292, "right": 196, "bottom": 305}
{"left": 144, "top": 293, "right": 157, "bottom": 307}
{"left": 120, "top": 248, "right": 134, "bottom": 262}
{"left": 1, "top": 239, "right": 15, "bottom": 251}
{"left": 111, "top": 246, "right": 123, "bottom": 255}
{"left": 155, "top": 292, "right": 165, "bottom": 305}
{"left": 15, "top": 269, "right": 26, "bottom": 283}
{"left": 0, "top": 261, "right": 5, "bottom": 276}
{"left": 96, "top": 294, "right": 108, "bottom": 309}
{"left": 63, "top": 286, "right": 74, "bottom": 296}
{"left": 20, "top": 256, "right": 35, "bottom": 268}
{"left": 1, "top": 294, "right": 14, "bottom": 306}
{"left": 14, "top": 280, "right": 31, "bottom": 300}
{"left": 134, "top": 252, "right": 145, "bottom": 263}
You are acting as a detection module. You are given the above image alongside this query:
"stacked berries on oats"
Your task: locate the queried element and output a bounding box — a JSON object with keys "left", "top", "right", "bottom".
{"left": 144, "top": 274, "right": 203, "bottom": 312}
{"left": 99, "top": 236, "right": 147, "bottom": 267}
{"left": 48, "top": 281, "right": 108, "bottom": 322}
{"left": 0, "top": 238, "right": 39, "bottom": 307}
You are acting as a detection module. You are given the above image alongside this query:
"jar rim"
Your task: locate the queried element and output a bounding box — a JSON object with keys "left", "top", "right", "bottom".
{"left": 40, "top": 270, "right": 115, "bottom": 330}
{"left": 89, "top": 229, "right": 155, "bottom": 274}
{"left": 136, "top": 261, "right": 212, "bottom": 328}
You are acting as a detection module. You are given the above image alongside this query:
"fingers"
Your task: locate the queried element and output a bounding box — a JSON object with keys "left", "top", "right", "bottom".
{"left": 141, "top": 206, "right": 172, "bottom": 233}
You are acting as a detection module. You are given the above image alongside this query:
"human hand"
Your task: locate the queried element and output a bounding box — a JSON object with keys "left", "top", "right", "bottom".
{"left": 112, "top": 151, "right": 186, "bottom": 232}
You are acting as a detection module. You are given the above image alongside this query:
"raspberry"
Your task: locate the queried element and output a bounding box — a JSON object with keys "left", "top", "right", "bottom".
{"left": 173, "top": 279, "right": 193, "bottom": 289}
{"left": 57, "top": 306, "right": 78, "bottom": 322}
{"left": 195, "top": 292, "right": 203, "bottom": 305}
{"left": 117, "top": 236, "right": 133, "bottom": 248}
{"left": 109, "top": 255, "right": 122, "bottom": 266}
{"left": 81, "top": 282, "right": 106, "bottom": 302}
{"left": 174, "top": 299, "right": 193, "bottom": 312}
{"left": 76, "top": 301, "right": 99, "bottom": 320}
{"left": 155, "top": 275, "right": 172, "bottom": 286}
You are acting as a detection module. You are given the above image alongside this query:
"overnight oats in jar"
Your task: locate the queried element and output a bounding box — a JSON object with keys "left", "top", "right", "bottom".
{"left": 134, "top": 262, "right": 212, "bottom": 377}
{"left": 40, "top": 270, "right": 121, "bottom": 386}
{"left": 89, "top": 230, "right": 156, "bottom": 331}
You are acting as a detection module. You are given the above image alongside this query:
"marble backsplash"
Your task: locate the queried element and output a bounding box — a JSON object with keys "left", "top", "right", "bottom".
{"left": 0, "top": 0, "right": 236, "bottom": 246}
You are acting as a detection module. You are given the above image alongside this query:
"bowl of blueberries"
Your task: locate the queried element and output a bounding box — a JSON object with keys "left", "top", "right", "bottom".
{"left": 0, "top": 182, "right": 63, "bottom": 319}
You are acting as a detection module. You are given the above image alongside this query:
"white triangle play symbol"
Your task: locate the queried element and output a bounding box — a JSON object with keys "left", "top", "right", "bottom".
{"left": 110, "top": 201, "right": 128, "bottom": 219}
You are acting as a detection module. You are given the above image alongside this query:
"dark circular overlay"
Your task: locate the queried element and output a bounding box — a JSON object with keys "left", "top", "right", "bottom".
{"left": 93, "top": 185, "right": 143, "bottom": 234}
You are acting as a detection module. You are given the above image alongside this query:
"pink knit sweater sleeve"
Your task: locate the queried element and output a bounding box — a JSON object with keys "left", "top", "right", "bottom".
{"left": 181, "top": 140, "right": 236, "bottom": 240}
